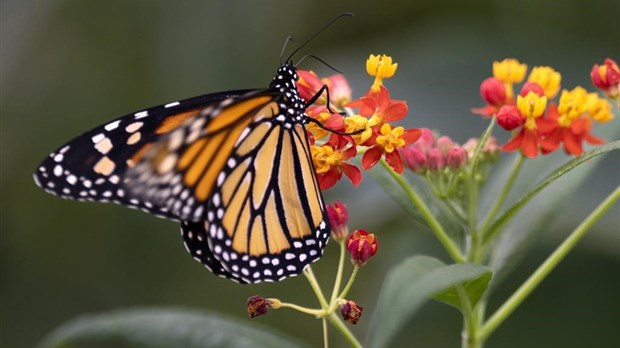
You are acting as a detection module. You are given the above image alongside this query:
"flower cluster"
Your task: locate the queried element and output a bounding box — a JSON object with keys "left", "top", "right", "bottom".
{"left": 473, "top": 58, "right": 614, "bottom": 157}
{"left": 299, "top": 54, "right": 422, "bottom": 190}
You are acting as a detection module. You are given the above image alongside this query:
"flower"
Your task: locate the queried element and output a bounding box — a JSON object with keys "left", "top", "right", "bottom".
{"left": 366, "top": 54, "right": 398, "bottom": 90}
{"left": 497, "top": 105, "right": 523, "bottom": 131}
{"left": 472, "top": 77, "right": 508, "bottom": 117}
{"left": 401, "top": 146, "right": 427, "bottom": 174}
{"left": 501, "top": 92, "right": 547, "bottom": 158}
{"left": 493, "top": 58, "right": 528, "bottom": 99}
{"left": 446, "top": 147, "right": 468, "bottom": 170}
{"left": 311, "top": 138, "right": 361, "bottom": 190}
{"left": 527, "top": 66, "right": 561, "bottom": 98}
{"left": 247, "top": 295, "right": 271, "bottom": 318}
{"left": 362, "top": 123, "right": 422, "bottom": 173}
{"left": 340, "top": 300, "right": 364, "bottom": 325}
{"left": 346, "top": 229, "right": 378, "bottom": 266}
{"left": 591, "top": 58, "right": 620, "bottom": 98}
{"left": 297, "top": 71, "right": 353, "bottom": 109}
{"left": 346, "top": 85, "right": 408, "bottom": 124}
{"left": 327, "top": 201, "right": 349, "bottom": 241}
{"left": 586, "top": 92, "right": 614, "bottom": 123}
{"left": 426, "top": 148, "right": 445, "bottom": 172}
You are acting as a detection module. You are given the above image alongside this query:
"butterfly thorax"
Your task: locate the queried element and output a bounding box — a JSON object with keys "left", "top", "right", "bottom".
{"left": 270, "top": 64, "right": 307, "bottom": 126}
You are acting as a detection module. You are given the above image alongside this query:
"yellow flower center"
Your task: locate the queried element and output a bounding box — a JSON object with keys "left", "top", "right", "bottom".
{"left": 557, "top": 87, "right": 588, "bottom": 127}
{"left": 375, "top": 123, "right": 405, "bottom": 153}
{"left": 366, "top": 54, "right": 398, "bottom": 90}
{"left": 306, "top": 112, "right": 331, "bottom": 140}
{"left": 517, "top": 92, "right": 547, "bottom": 130}
{"left": 528, "top": 66, "right": 562, "bottom": 99}
{"left": 311, "top": 145, "right": 342, "bottom": 173}
{"left": 586, "top": 92, "right": 614, "bottom": 123}
{"left": 345, "top": 115, "right": 372, "bottom": 144}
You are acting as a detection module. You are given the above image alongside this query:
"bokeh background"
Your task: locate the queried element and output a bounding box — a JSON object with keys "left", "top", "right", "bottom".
{"left": 2, "top": 0, "right": 619, "bottom": 347}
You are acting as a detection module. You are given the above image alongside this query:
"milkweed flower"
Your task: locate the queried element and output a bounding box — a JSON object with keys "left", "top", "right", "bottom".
{"left": 247, "top": 295, "right": 271, "bottom": 318}
{"left": 340, "top": 300, "right": 364, "bottom": 325}
{"left": 501, "top": 91, "right": 547, "bottom": 158}
{"left": 362, "top": 123, "right": 422, "bottom": 173}
{"left": 591, "top": 58, "right": 620, "bottom": 99}
{"left": 297, "top": 71, "right": 353, "bottom": 109}
{"left": 493, "top": 58, "right": 528, "bottom": 99}
{"left": 528, "top": 66, "right": 561, "bottom": 98}
{"left": 327, "top": 201, "right": 349, "bottom": 241}
{"left": 311, "top": 138, "right": 361, "bottom": 190}
{"left": 366, "top": 54, "right": 398, "bottom": 91}
{"left": 347, "top": 229, "right": 378, "bottom": 267}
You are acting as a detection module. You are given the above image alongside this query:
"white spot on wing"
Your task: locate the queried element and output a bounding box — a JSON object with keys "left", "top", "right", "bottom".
{"left": 165, "top": 101, "right": 180, "bottom": 108}
{"left": 134, "top": 111, "right": 149, "bottom": 119}
{"left": 91, "top": 133, "right": 105, "bottom": 143}
{"left": 104, "top": 120, "right": 120, "bottom": 131}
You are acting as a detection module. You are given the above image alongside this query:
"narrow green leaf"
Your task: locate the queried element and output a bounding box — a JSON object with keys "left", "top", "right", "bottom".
{"left": 367, "top": 256, "right": 492, "bottom": 348}
{"left": 37, "top": 307, "right": 309, "bottom": 348}
{"left": 484, "top": 139, "right": 620, "bottom": 285}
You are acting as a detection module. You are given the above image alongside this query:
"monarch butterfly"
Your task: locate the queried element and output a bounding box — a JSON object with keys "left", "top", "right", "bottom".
{"left": 33, "top": 14, "right": 353, "bottom": 284}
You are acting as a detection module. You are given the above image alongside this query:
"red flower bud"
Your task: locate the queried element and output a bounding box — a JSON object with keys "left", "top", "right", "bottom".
{"left": 413, "top": 128, "right": 436, "bottom": 153}
{"left": 436, "top": 135, "right": 456, "bottom": 155}
{"left": 591, "top": 58, "right": 620, "bottom": 98}
{"left": 340, "top": 300, "right": 364, "bottom": 325}
{"left": 519, "top": 82, "right": 545, "bottom": 97}
{"left": 497, "top": 105, "right": 524, "bottom": 131}
{"left": 327, "top": 201, "right": 349, "bottom": 241}
{"left": 426, "top": 148, "right": 445, "bottom": 172}
{"left": 401, "top": 146, "right": 427, "bottom": 174}
{"left": 346, "top": 229, "right": 378, "bottom": 266}
{"left": 480, "top": 77, "right": 507, "bottom": 106}
{"left": 247, "top": 295, "right": 271, "bottom": 318}
{"left": 446, "top": 147, "right": 468, "bottom": 170}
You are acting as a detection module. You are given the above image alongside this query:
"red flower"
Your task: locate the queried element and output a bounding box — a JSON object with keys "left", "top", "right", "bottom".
{"left": 346, "top": 229, "right": 378, "bottom": 266}
{"left": 591, "top": 58, "right": 620, "bottom": 98}
{"left": 327, "top": 201, "right": 349, "bottom": 241}
{"left": 472, "top": 77, "right": 508, "bottom": 117}
{"left": 297, "top": 70, "right": 352, "bottom": 109}
{"left": 361, "top": 124, "right": 422, "bottom": 173}
{"left": 500, "top": 127, "right": 542, "bottom": 158}
{"left": 497, "top": 105, "right": 524, "bottom": 131}
{"left": 538, "top": 104, "right": 605, "bottom": 156}
{"left": 311, "top": 137, "right": 361, "bottom": 190}
{"left": 340, "top": 300, "right": 364, "bottom": 325}
{"left": 346, "top": 85, "right": 408, "bottom": 123}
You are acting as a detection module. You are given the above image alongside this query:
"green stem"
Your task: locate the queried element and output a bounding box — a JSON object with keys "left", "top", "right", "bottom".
{"left": 338, "top": 266, "right": 359, "bottom": 303}
{"left": 330, "top": 240, "right": 347, "bottom": 304}
{"left": 480, "top": 153, "right": 525, "bottom": 237}
{"left": 304, "top": 266, "right": 329, "bottom": 309}
{"left": 457, "top": 285, "right": 480, "bottom": 348}
{"left": 479, "top": 185, "right": 620, "bottom": 341}
{"left": 322, "top": 318, "right": 329, "bottom": 348}
{"left": 276, "top": 302, "right": 324, "bottom": 317}
{"left": 327, "top": 313, "right": 363, "bottom": 348}
{"left": 381, "top": 160, "right": 465, "bottom": 263}
{"left": 467, "top": 118, "right": 496, "bottom": 262}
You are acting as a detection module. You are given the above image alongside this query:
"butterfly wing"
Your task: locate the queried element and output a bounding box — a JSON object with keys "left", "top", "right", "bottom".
{"left": 33, "top": 89, "right": 252, "bottom": 219}
{"left": 177, "top": 116, "right": 330, "bottom": 283}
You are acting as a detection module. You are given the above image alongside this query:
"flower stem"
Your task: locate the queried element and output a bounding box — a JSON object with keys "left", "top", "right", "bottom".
{"left": 304, "top": 266, "right": 329, "bottom": 309}
{"left": 479, "top": 184, "right": 620, "bottom": 341}
{"left": 327, "top": 313, "right": 363, "bottom": 348}
{"left": 480, "top": 153, "right": 525, "bottom": 238}
{"left": 467, "top": 118, "right": 496, "bottom": 262}
{"left": 275, "top": 302, "right": 325, "bottom": 317}
{"left": 322, "top": 318, "right": 329, "bottom": 348}
{"left": 380, "top": 159, "right": 465, "bottom": 263}
{"left": 330, "top": 239, "right": 347, "bottom": 304}
{"left": 338, "top": 266, "right": 359, "bottom": 303}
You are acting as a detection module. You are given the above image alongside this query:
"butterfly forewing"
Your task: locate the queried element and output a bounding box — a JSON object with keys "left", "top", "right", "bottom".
{"left": 33, "top": 90, "right": 251, "bottom": 218}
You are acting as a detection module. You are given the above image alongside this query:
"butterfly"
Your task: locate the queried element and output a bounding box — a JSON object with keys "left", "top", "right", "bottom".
{"left": 33, "top": 14, "right": 353, "bottom": 284}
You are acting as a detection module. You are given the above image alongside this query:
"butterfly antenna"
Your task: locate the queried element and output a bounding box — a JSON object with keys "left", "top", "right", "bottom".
{"left": 295, "top": 54, "right": 342, "bottom": 73}
{"left": 286, "top": 12, "right": 353, "bottom": 63}
{"left": 279, "top": 35, "right": 295, "bottom": 65}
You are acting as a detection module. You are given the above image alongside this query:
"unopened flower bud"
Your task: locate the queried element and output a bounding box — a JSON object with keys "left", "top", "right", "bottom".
{"left": 247, "top": 295, "right": 271, "bottom": 318}
{"left": 347, "top": 229, "right": 378, "bottom": 267}
{"left": 340, "top": 300, "right": 364, "bottom": 325}
{"left": 519, "top": 82, "right": 545, "bottom": 98}
{"left": 436, "top": 136, "right": 456, "bottom": 155}
{"left": 497, "top": 105, "right": 524, "bottom": 131}
{"left": 413, "top": 128, "right": 436, "bottom": 153}
{"left": 591, "top": 58, "right": 620, "bottom": 98}
{"left": 446, "top": 147, "right": 468, "bottom": 170}
{"left": 401, "top": 146, "right": 427, "bottom": 174}
{"left": 480, "top": 77, "right": 507, "bottom": 106}
{"left": 327, "top": 201, "right": 349, "bottom": 241}
{"left": 426, "top": 148, "right": 445, "bottom": 172}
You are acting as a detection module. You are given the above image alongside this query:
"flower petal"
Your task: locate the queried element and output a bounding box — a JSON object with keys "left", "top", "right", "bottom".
{"left": 341, "top": 163, "right": 362, "bottom": 186}
{"left": 362, "top": 146, "right": 383, "bottom": 170}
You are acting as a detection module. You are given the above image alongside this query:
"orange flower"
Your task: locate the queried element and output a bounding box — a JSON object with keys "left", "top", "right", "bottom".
{"left": 311, "top": 137, "right": 360, "bottom": 190}
{"left": 362, "top": 124, "right": 422, "bottom": 173}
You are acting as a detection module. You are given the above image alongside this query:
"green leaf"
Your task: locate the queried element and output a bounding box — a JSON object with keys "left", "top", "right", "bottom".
{"left": 433, "top": 271, "right": 492, "bottom": 310}
{"left": 37, "top": 307, "right": 309, "bottom": 348}
{"left": 483, "top": 139, "right": 620, "bottom": 286}
{"left": 367, "top": 255, "right": 492, "bottom": 348}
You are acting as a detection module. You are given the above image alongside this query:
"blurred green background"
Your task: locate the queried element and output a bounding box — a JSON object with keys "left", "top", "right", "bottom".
{"left": 2, "top": 0, "right": 619, "bottom": 347}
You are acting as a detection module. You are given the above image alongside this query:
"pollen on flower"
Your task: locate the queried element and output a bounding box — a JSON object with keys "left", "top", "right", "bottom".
{"left": 345, "top": 115, "right": 373, "bottom": 144}
{"left": 527, "top": 66, "right": 562, "bottom": 99}
{"left": 376, "top": 124, "right": 406, "bottom": 153}
{"left": 366, "top": 54, "right": 398, "bottom": 90}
